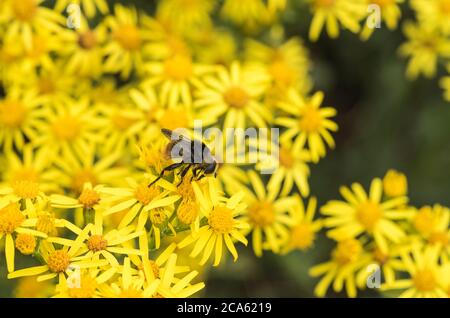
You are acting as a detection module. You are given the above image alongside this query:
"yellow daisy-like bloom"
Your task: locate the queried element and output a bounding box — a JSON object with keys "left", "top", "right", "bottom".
{"left": 50, "top": 146, "right": 128, "bottom": 195}
{"left": 144, "top": 53, "right": 216, "bottom": 108}
{"left": 178, "top": 181, "right": 249, "bottom": 266}
{"left": 1, "top": 0, "right": 64, "bottom": 51}
{"left": 411, "top": 0, "right": 450, "bottom": 35}
{"left": 307, "top": 0, "right": 367, "bottom": 41}
{"left": 20, "top": 64, "right": 83, "bottom": 109}
{"left": 356, "top": 243, "right": 408, "bottom": 288}
{"left": 413, "top": 205, "right": 450, "bottom": 253}
{"left": 283, "top": 196, "right": 322, "bottom": 253}
{"left": 0, "top": 86, "right": 45, "bottom": 151}
{"left": 101, "top": 175, "right": 181, "bottom": 232}
{"left": 98, "top": 257, "right": 160, "bottom": 298}
{"left": 2, "top": 145, "right": 57, "bottom": 193}
{"left": 54, "top": 268, "right": 116, "bottom": 298}
{"left": 256, "top": 138, "right": 311, "bottom": 197}
{"left": 276, "top": 90, "right": 338, "bottom": 163}
{"left": 245, "top": 37, "right": 312, "bottom": 94}
{"left": 230, "top": 171, "right": 297, "bottom": 257}
{"left": 131, "top": 236, "right": 204, "bottom": 297}
{"left": 132, "top": 238, "right": 185, "bottom": 279}
{"left": 127, "top": 86, "right": 196, "bottom": 144}
{"left": 153, "top": 253, "right": 206, "bottom": 298}
{"left": 103, "top": 4, "right": 155, "bottom": 79}
{"left": 8, "top": 238, "right": 109, "bottom": 283}
{"left": 32, "top": 98, "right": 105, "bottom": 157}
{"left": 192, "top": 28, "right": 237, "bottom": 66}
{"left": 381, "top": 244, "right": 448, "bottom": 297}
{"left": 97, "top": 102, "right": 141, "bottom": 157}
{"left": 194, "top": 61, "right": 271, "bottom": 129}
{"left": 47, "top": 220, "right": 143, "bottom": 268}
{"left": 399, "top": 22, "right": 450, "bottom": 79}
{"left": 0, "top": 203, "right": 47, "bottom": 272}
{"left": 360, "top": 0, "right": 404, "bottom": 40}
{"left": 321, "top": 178, "right": 414, "bottom": 253}
{"left": 220, "top": 0, "right": 270, "bottom": 33}
{"left": 54, "top": 0, "right": 109, "bottom": 18}
{"left": 60, "top": 15, "right": 107, "bottom": 78}
{"left": 383, "top": 169, "right": 408, "bottom": 198}
{"left": 51, "top": 182, "right": 104, "bottom": 211}
{"left": 309, "top": 238, "right": 371, "bottom": 297}
{"left": 14, "top": 276, "right": 53, "bottom": 298}
{"left": 155, "top": 0, "right": 215, "bottom": 35}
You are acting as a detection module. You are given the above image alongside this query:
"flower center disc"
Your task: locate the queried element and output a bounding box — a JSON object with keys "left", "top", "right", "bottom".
{"left": 209, "top": 206, "right": 234, "bottom": 234}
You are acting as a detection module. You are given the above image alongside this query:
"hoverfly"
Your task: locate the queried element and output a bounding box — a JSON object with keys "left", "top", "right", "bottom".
{"left": 148, "top": 128, "right": 219, "bottom": 187}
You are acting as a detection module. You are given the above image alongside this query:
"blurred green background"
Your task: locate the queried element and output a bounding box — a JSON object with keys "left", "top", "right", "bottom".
{"left": 1, "top": 1, "right": 449, "bottom": 298}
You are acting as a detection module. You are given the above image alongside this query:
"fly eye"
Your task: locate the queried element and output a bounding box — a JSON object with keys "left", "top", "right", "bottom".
{"left": 204, "top": 163, "right": 216, "bottom": 174}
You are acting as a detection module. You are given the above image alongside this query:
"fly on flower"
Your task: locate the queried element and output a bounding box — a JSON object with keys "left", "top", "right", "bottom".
{"left": 148, "top": 128, "right": 219, "bottom": 187}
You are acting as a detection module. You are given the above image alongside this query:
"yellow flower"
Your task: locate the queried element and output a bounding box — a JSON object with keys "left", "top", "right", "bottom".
{"left": 98, "top": 257, "right": 160, "bottom": 298}
{"left": 309, "top": 238, "right": 371, "bottom": 297}
{"left": 411, "top": 0, "right": 450, "bottom": 35}
{"left": 399, "top": 22, "right": 450, "bottom": 79}
{"left": 0, "top": 203, "right": 47, "bottom": 272}
{"left": 2, "top": 145, "right": 57, "bottom": 193}
{"left": 307, "top": 0, "right": 367, "bottom": 41}
{"left": 8, "top": 239, "right": 109, "bottom": 283}
{"left": 276, "top": 90, "right": 338, "bottom": 163}
{"left": 1, "top": 0, "right": 64, "bottom": 51}
{"left": 14, "top": 276, "right": 53, "bottom": 298}
{"left": 381, "top": 244, "right": 448, "bottom": 297}
{"left": 230, "top": 171, "right": 297, "bottom": 256}
{"left": 193, "top": 28, "right": 237, "bottom": 66}
{"left": 51, "top": 182, "right": 105, "bottom": 211}
{"left": 60, "top": 15, "right": 107, "bottom": 78}
{"left": 54, "top": 268, "right": 115, "bottom": 298}
{"left": 103, "top": 4, "right": 154, "bottom": 79}
{"left": 283, "top": 197, "right": 322, "bottom": 253}
{"left": 321, "top": 178, "right": 414, "bottom": 253}
{"left": 194, "top": 61, "right": 271, "bottom": 129}
{"left": 132, "top": 236, "right": 205, "bottom": 297}
{"left": 101, "top": 176, "right": 181, "bottom": 234}
{"left": 156, "top": 0, "right": 215, "bottom": 35}
{"left": 220, "top": 0, "right": 271, "bottom": 33}
{"left": 49, "top": 146, "right": 128, "bottom": 195}
{"left": 144, "top": 53, "right": 216, "bottom": 108}
{"left": 413, "top": 205, "right": 449, "bottom": 253}
{"left": 178, "top": 181, "right": 249, "bottom": 266}
{"left": 356, "top": 243, "right": 409, "bottom": 288}
{"left": 360, "top": 0, "right": 404, "bottom": 40}
{"left": 383, "top": 169, "right": 408, "bottom": 198}
{"left": 32, "top": 98, "right": 105, "bottom": 157}
{"left": 128, "top": 86, "right": 197, "bottom": 143}
{"left": 0, "top": 86, "right": 46, "bottom": 151}
{"left": 54, "top": 0, "right": 109, "bottom": 18}
{"left": 256, "top": 138, "right": 311, "bottom": 197}
{"left": 153, "top": 253, "right": 205, "bottom": 298}
{"left": 245, "top": 37, "right": 312, "bottom": 93}
{"left": 47, "top": 221, "right": 143, "bottom": 268}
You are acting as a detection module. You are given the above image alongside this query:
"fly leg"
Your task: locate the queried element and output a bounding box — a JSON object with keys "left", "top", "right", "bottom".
{"left": 176, "top": 164, "right": 192, "bottom": 186}
{"left": 190, "top": 166, "right": 203, "bottom": 182}
{"left": 148, "top": 162, "right": 184, "bottom": 187}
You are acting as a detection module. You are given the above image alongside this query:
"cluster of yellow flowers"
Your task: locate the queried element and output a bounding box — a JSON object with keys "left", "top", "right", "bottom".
{"left": 0, "top": 0, "right": 337, "bottom": 298}
{"left": 311, "top": 169, "right": 450, "bottom": 297}
{"left": 0, "top": 0, "right": 448, "bottom": 298}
